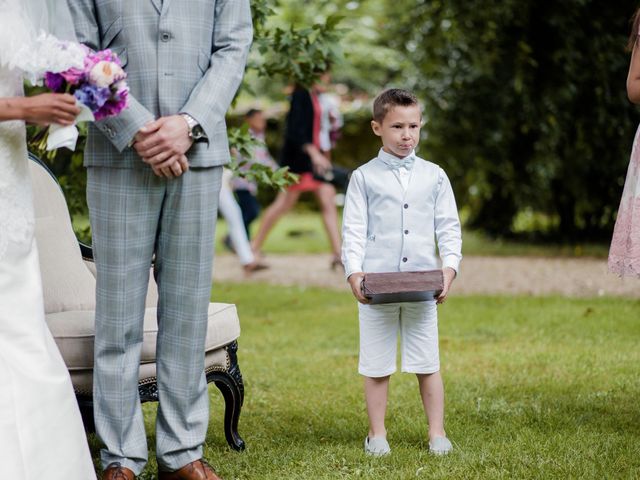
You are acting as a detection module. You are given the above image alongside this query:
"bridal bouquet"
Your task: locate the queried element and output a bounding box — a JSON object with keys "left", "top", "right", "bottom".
{"left": 43, "top": 47, "right": 129, "bottom": 150}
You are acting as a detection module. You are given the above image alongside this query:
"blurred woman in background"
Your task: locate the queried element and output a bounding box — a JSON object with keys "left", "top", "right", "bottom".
{"left": 251, "top": 72, "right": 343, "bottom": 270}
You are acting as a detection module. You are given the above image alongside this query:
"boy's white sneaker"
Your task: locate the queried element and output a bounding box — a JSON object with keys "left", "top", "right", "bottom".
{"left": 429, "top": 436, "right": 453, "bottom": 455}
{"left": 364, "top": 436, "right": 391, "bottom": 456}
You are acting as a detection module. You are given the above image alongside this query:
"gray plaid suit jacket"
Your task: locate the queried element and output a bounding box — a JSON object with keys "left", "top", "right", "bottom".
{"left": 68, "top": 0, "right": 253, "bottom": 168}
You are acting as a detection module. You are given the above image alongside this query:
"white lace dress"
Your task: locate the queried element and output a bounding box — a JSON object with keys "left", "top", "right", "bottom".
{"left": 0, "top": 1, "right": 96, "bottom": 478}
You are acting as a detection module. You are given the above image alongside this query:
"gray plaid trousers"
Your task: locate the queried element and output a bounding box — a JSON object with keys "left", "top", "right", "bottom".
{"left": 87, "top": 166, "right": 222, "bottom": 474}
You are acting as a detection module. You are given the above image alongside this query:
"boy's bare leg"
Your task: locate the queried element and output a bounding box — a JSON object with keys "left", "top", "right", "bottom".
{"left": 417, "top": 372, "right": 446, "bottom": 440}
{"left": 251, "top": 189, "right": 301, "bottom": 254}
{"left": 365, "top": 375, "right": 390, "bottom": 438}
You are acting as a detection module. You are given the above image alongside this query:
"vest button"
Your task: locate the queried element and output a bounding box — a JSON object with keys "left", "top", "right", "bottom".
{"left": 404, "top": 230, "right": 409, "bottom": 234}
{"left": 402, "top": 257, "right": 408, "bottom": 262}
{"left": 404, "top": 203, "right": 409, "bottom": 209}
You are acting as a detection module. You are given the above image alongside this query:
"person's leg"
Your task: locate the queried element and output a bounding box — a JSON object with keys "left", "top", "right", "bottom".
{"left": 358, "top": 303, "right": 399, "bottom": 440}
{"left": 399, "top": 301, "right": 445, "bottom": 440}
{"left": 417, "top": 372, "right": 446, "bottom": 440}
{"left": 88, "top": 166, "right": 163, "bottom": 475}
{"left": 250, "top": 189, "right": 301, "bottom": 253}
{"left": 154, "top": 166, "right": 223, "bottom": 472}
{"left": 219, "top": 183, "right": 255, "bottom": 266}
{"left": 364, "top": 375, "right": 391, "bottom": 439}
{"left": 313, "top": 182, "right": 341, "bottom": 258}
{"left": 235, "top": 189, "right": 260, "bottom": 238}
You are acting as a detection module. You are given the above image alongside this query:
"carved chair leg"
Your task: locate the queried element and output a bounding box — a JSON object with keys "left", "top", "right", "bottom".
{"left": 207, "top": 341, "right": 246, "bottom": 451}
{"left": 211, "top": 373, "right": 245, "bottom": 451}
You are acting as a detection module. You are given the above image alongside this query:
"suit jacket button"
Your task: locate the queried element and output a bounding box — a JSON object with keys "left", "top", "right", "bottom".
{"left": 402, "top": 257, "right": 408, "bottom": 262}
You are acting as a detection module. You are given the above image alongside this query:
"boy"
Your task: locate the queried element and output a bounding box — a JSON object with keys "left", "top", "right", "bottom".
{"left": 341, "top": 88, "right": 462, "bottom": 456}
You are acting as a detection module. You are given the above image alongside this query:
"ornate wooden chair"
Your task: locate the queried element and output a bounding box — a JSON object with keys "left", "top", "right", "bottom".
{"left": 28, "top": 153, "right": 245, "bottom": 451}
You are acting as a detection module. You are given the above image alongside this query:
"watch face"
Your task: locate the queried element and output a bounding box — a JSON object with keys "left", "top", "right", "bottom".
{"left": 192, "top": 125, "right": 205, "bottom": 139}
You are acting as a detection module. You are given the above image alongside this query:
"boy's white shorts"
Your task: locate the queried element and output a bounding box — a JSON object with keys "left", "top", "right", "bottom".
{"left": 358, "top": 301, "right": 439, "bottom": 378}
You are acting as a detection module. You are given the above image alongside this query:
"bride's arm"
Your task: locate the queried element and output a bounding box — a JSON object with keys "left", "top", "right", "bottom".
{"left": 0, "top": 93, "right": 80, "bottom": 125}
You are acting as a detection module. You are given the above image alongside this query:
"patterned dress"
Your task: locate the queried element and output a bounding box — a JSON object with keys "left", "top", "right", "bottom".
{"left": 609, "top": 125, "right": 640, "bottom": 276}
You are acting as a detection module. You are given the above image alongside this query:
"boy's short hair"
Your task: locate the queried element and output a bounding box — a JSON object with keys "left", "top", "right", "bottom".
{"left": 373, "top": 89, "right": 419, "bottom": 123}
{"left": 245, "top": 108, "right": 262, "bottom": 119}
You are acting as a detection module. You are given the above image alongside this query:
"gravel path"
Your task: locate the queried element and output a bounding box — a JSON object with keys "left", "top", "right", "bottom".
{"left": 213, "top": 253, "right": 640, "bottom": 298}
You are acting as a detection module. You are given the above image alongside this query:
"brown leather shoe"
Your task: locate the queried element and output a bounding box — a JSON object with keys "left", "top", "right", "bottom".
{"left": 158, "top": 459, "right": 221, "bottom": 480}
{"left": 102, "top": 463, "right": 136, "bottom": 480}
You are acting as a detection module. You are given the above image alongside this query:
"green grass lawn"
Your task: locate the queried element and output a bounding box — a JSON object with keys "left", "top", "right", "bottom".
{"left": 213, "top": 210, "right": 610, "bottom": 258}
{"left": 94, "top": 284, "right": 640, "bottom": 479}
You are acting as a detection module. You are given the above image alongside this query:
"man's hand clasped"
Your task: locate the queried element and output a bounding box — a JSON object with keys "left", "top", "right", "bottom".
{"left": 133, "top": 114, "right": 193, "bottom": 178}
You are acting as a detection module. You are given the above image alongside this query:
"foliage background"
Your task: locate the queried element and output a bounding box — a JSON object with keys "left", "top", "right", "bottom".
{"left": 28, "top": 0, "right": 640, "bottom": 245}
{"left": 377, "top": 0, "right": 639, "bottom": 241}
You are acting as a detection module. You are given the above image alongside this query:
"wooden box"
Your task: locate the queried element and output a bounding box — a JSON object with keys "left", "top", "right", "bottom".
{"left": 362, "top": 270, "right": 444, "bottom": 304}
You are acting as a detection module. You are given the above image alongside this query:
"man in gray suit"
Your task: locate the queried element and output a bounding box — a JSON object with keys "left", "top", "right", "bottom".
{"left": 67, "top": 1, "right": 252, "bottom": 479}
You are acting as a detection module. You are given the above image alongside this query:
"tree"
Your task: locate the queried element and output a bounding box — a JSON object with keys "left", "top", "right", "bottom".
{"left": 380, "top": 0, "right": 639, "bottom": 240}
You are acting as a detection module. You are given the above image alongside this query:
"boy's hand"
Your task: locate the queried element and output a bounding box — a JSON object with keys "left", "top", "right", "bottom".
{"left": 348, "top": 272, "right": 370, "bottom": 304}
{"left": 436, "top": 267, "right": 457, "bottom": 304}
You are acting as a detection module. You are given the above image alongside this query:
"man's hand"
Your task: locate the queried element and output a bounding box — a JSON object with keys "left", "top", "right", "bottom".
{"left": 21, "top": 93, "right": 81, "bottom": 126}
{"left": 436, "top": 267, "right": 457, "bottom": 304}
{"left": 134, "top": 115, "right": 193, "bottom": 177}
{"left": 151, "top": 155, "right": 190, "bottom": 178}
{"left": 348, "top": 272, "right": 370, "bottom": 304}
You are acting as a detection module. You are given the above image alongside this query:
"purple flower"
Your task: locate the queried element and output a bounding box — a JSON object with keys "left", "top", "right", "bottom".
{"left": 61, "top": 66, "right": 86, "bottom": 85}
{"left": 44, "top": 72, "right": 65, "bottom": 92}
{"left": 45, "top": 46, "right": 129, "bottom": 122}
{"left": 94, "top": 85, "right": 129, "bottom": 121}
{"left": 74, "top": 84, "right": 111, "bottom": 113}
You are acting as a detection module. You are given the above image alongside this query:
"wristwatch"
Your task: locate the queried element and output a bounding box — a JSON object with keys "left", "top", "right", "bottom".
{"left": 181, "top": 113, "right": 207, "bottom": 142}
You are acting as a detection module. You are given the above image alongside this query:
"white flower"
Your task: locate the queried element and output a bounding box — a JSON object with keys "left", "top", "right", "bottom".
{"left": 90, "top": 61, "right": 124, "bottom": 88}
{"left": 10, "top": 32, "right": 85, "bottom": 85}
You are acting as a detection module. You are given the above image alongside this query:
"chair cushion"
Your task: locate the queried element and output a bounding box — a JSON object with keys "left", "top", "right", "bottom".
{"left": 46, "top": 302, "right": 240, "bottom": 371}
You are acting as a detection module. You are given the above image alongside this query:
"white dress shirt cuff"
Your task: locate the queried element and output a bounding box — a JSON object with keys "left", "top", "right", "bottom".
{"left": 442, "top": 255, "right": 461, "bottom": 274}
{"left": 344, "top": 262, "right": 363, "bottom": 280}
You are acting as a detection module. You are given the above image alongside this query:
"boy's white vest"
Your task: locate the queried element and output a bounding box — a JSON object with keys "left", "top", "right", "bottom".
{"left": 360, "top": 157, "right": 442, "bottom": 273}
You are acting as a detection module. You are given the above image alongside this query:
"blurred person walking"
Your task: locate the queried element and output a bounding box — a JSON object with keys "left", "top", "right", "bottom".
{"left": 230, "top": 109, "right": 278, "bottom": 238}
{"left": 251, "top": 72, "right": 343, "bottom": 269}
{"left": 219, "top": 168, "right": 268, "bottom": 274}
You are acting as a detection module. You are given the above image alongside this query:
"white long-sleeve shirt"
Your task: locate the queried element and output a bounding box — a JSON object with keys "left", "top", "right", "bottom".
{"left": 342, "top": 149, "right": 462, "bottom": 278}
